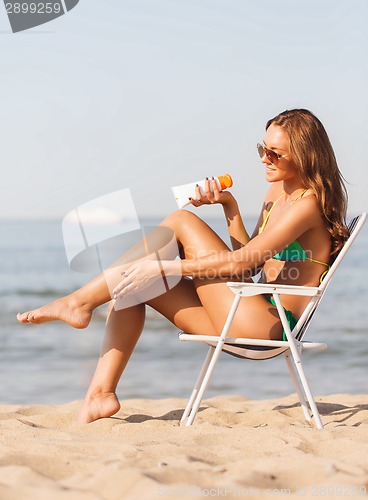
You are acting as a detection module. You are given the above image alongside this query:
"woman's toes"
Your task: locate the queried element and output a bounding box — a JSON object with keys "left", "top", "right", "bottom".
{"left": 17, "top": 312, "right": 29, "bottom": 323}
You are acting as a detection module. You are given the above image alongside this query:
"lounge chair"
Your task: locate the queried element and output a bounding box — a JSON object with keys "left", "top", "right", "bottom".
{"left": 179, "top": 213, "right": 366, "bottom": 429}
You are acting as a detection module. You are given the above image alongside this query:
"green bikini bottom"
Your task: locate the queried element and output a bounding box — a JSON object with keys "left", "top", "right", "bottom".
{"left": 266, "top": 296, "right": 298, "bottom": 341}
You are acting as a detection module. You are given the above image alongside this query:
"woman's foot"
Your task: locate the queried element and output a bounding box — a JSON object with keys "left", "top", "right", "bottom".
{"left": 77, "top": 392, "right": 121, "bottom": 424}
{"left": 17, "top": 295, "right": 92, "bottom": 329}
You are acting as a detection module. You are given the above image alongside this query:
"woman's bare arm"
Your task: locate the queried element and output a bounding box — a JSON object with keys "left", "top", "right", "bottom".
{"left": 174, "top": 195, "right": 322, "bottom": 279}
{"left": 190, "top": 178, "right": 250, "bottom": 250}
{"left": 221, "top": 195, "right": 250, "bottom": 250}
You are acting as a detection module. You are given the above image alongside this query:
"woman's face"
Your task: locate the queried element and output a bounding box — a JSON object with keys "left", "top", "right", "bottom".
{"left": 261, "top": 123, "right": 299, "bottom": 183}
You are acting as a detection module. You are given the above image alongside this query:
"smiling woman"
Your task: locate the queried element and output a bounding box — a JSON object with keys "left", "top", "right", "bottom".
{"left": 17, "top": 108, "right": 349, "bottom": 424}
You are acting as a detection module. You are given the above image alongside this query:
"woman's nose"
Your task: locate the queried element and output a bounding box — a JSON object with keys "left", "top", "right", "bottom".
{"left": 261, "top": 152, "right": 269, "bottom": 164}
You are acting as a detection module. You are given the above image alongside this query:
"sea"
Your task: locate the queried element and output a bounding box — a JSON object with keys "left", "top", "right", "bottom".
{"left": 0, "top": 216, "right": 367, "bottom": 406}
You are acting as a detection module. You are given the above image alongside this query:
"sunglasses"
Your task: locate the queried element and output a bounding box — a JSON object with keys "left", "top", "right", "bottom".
{"left": 257, "top": 143, "right": 285, "bottom": 164}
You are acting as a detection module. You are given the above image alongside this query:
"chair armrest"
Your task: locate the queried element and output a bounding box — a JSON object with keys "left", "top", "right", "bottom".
{"left": 226, "top": 282, "right": 320, "bottom": 297}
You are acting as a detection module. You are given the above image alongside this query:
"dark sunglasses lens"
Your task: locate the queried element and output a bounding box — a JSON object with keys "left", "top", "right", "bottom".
{"left": 267, "top": 149, "right": 278, "bottom": 163}
{"left": 257, "top": 143, "right": 279, "bottom": 163}
{"left": 257, "top": 144, "right": 264, "bottom": 158}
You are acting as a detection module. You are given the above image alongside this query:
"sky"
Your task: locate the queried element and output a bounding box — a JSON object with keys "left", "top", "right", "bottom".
{"left": 1, "top": 0, "right": 367, "bottom": 221}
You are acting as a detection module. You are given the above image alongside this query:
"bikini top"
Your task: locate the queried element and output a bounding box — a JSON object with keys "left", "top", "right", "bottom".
{"left": 258, "top": 190, "right": 330, "bottom": 280}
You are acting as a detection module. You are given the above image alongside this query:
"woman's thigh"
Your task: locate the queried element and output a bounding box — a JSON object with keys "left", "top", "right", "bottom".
{"left": 194, "top": 278, "right": 283, "bottom": 340}
{"left": 146, "top": 276, "right": 283, "bottom": 341}
{"left": 145, "top": 212, "right": 283, "bottom": 339}
{"left": 146, "top": 277, "right": 217, "bottom": 335}
{"left": 161, "top": 210, "right": 231, "bottom": 258}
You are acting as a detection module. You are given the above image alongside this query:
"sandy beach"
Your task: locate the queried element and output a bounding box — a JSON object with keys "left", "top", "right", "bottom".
{"left": 0, "top": 394, "right": 367, "bottom": 499}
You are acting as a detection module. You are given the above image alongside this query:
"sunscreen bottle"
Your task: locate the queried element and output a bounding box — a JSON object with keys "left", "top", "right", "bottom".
{"left": 171, "top": 174, "right": 233, "bottom": 209}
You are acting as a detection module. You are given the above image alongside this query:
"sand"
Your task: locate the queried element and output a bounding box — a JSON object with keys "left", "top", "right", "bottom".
{"left": 0, "top": 394, "right": 367, "bottom": 500}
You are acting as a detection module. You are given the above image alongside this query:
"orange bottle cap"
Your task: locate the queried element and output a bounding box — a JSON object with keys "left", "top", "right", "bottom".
{"left": 217, "top": 174, "right": 233, "bottom": 189}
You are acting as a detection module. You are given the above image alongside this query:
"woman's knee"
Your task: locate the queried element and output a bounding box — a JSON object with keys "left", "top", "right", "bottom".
{"left": 162, "top": 209, "right": 201, "bottom": 228}
{"left": 162, "top": 209, "right": 229, "bottom": 258}
{"left": 161, "top": 211, "right": 203, "bottom": 243}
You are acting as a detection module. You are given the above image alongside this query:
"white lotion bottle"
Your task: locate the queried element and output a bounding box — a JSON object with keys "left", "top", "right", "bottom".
{"left": 171, "top": 174, "right": 233, "bottom": 209}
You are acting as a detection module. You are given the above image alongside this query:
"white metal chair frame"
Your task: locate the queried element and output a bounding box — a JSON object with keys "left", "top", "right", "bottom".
{"left": 179, "top": 213, "right": 366, "bottom": 429}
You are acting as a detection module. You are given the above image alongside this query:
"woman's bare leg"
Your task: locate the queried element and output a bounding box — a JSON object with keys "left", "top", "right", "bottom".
{"left": 16, "top": 276, "right": 111, "bottom": 328}
{"left": 78, "top": 275, "right": 218, "bottom": 423}
{"left": 78, "top": 274, "right": 282, "bottom": 424}
{"left": 78, "top": 302, "right": 146, "bottom": 423}
{"left": 78, "top": 212, "right": 284, "bottom": 423}
{"left": 16, "top": 210, "right": 217, "bottom": 327}
{"left": 17, "top": 225, "right": 178, "bottom": 327}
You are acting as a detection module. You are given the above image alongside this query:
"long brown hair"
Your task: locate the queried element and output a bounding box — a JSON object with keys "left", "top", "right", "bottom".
{"left": 266, "top": 109, "right": 349, "bottom": 257}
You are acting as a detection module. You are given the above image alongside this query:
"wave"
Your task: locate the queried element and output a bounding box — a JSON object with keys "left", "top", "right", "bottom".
{"left": 0, "top": 287, "right": 74, "bottom": 297}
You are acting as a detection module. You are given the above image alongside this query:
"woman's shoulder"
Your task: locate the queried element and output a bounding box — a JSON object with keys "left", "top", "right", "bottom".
{"left": 290, "top": 189, "right": 325, "bottom": 228}
{"left": 298, "top": 189, "right": 320, "bottom": 211}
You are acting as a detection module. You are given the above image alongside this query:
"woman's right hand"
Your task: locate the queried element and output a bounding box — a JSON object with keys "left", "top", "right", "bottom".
{"left": 188, "top": 177, "right": 235, "bottom": 208}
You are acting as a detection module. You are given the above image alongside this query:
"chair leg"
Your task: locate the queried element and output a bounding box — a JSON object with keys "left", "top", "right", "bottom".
{"left": 289, "top": 353, "right": 324, "bottom": 430}
{"left": 180, "top": 345, "right": 215, "bottom": 424}
{"left": 185, "top": 340, "right": 225, "bottom": 426}
{"left": 182, "top": 294, "right": 242, "bottom": 426}
{"left": 272, "top": 294, "right": 324, "bottom": 430}
{"left": 284, "top": 351, "right": 311, "bottom": 423}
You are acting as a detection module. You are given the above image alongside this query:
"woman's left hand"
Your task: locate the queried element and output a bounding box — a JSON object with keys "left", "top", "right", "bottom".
{"left": 113, "top": 259, "right": 164, "bottom": 299}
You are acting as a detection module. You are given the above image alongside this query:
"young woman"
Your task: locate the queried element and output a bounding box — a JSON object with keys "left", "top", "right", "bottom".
{"left": 17, "top": 109, "right": 349, "bottom": 423}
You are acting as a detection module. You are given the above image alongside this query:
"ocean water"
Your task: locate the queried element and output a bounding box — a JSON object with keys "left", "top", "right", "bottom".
{"left": 0, "top": 216, "right": 367, "bottom": 406}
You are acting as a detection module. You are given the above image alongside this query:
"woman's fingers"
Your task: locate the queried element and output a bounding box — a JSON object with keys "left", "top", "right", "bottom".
{"left": 203, "top": 177, "right": 214, "bottom": 201}
{"left": 211, "top": 177, "right": 222, "bottom": 199}
{"left": 194, "top": 183, "right": 203, "bottom": 202}
{"left": 113, "top": 281, "right": 126, "bottom": 299}
{"left": 113, "top": 260, "right": 163, "bottom": 299}
{"left": 114, "top": 277, "right": 138, "bottom": 298}
{"left": 113, "top": 270, "right": 132, "bottom": 298}
{"left": 190, "top": 178, "right": 221, "bottom": 206}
